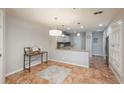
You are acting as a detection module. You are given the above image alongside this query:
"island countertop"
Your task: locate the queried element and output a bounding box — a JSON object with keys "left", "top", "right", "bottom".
{"left": 56, "top": 48, "right": 89, "bottom": 52}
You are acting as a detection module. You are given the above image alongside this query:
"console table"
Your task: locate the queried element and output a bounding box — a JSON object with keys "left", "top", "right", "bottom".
{"left": 24, "top": 47, "right": 48, "bottom": 72}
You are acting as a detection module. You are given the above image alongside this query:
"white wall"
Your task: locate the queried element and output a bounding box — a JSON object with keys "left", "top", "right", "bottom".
{"left": 6, "top": 15, "right": 50, "bottom": 75}
{"left": 71, "top": 34, "right": 82, "bottom": 49}
{"left": 86, "top": 32, "right": 92, "bottom": 57}
{"left": 70, "top": 32, "right": 86, "bottom": 50}
{"left": 102, "top": 30, "right": 107, "bottom": 58}
{"left": 121, "top": 23, "right": 124, "bottom": 83}
{"left": 81, "top": 32, "right": 86, "bottom": 49}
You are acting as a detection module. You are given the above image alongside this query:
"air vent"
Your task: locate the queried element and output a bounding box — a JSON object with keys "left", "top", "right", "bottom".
{"left": 62, "top": 25, "right": 64, "bottom": 27}
{"left": 94, "top": 10, "right": 103, "bottom": 15}
{"left": 73, "top": 8, "right": 76, "bottom": 10}
{"left": 77, "top": 22, "right": 80, "bottom": 24}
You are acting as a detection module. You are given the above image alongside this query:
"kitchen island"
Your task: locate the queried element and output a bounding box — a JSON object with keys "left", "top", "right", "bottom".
{"left": 49, "top": 48, "right": 90, "bottom": 68}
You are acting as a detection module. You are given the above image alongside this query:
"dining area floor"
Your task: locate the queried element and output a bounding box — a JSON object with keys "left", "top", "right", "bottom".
{"left": 6, "top": 56, "right": 119, "bottom": 84}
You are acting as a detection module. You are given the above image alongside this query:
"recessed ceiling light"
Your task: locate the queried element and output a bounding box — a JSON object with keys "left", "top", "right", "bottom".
{"left": 77, "top": 33, "right": 80, "bottom": 36}
{"left": 98, "top": 24, "right": 103, "bottom": 26}
{"left": 67, "top": 27, "right": 71, "bottom": 30}
{"left": 62, "top": 34, "right": 65, "bottom": 37}
{"left": 80, "top": 26, "right": 84, "bottom": 29}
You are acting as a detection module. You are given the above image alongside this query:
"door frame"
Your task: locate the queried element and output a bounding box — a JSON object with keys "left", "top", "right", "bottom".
{"left": 0, "top": 9, "right": 5, "bottom": 84}
{"left": 105, "top": 36, "right": 109, "bottom": 66}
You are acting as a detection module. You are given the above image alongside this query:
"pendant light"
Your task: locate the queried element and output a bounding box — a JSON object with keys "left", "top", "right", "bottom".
{"left": 49, "top": 17, "right": 62, "bottom": 36}
{"left": 77, "top": 33, "right": 80, "bottom": 36}
{"left": 61, "top": 25, "right": 65, "bottom": 37}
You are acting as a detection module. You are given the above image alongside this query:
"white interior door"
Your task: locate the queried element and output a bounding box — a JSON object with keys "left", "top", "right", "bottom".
{"left": 0, "top": 9, "right": 5, "bottom": 83}
{"left": 109, "top": 25, "right": 121, "bottom": 79}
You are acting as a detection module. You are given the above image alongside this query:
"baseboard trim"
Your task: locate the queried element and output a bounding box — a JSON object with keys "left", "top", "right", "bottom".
{"left": 6, "top": 59, "right": 89, "bottom": 77}
{"left": 92, "top": 54, "right": 104, "bottom": 57}
{"left": 6, "top": 61, "right": 42, "bottom": 77}
{"left": 6, "top": 68, "right": 23, "bottom": 77}
{"left": 49, "top": 59, "right": 89, "bottom": 68}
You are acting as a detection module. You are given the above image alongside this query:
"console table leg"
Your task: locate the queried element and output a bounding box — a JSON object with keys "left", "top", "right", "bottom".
{"left": 29, "top": 56, "right": 31, "bottom": 72}
{"left": 24, "top": 54, "right": 25, "bottom": 70}
{"left": 46, "top": 53, "right": 48, "bottom": 64}
{"left": 41, "top": 54, "right": 43, "bottom": 63}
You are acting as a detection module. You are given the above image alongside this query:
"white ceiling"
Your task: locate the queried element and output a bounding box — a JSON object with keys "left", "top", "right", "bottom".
{"left": 6, "top": 8, "right": 123, "bottom": 33}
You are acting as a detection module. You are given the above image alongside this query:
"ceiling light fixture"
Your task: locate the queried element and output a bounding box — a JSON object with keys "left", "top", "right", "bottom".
{"left": 49, "top": 29, "right": 62, "bottom": 36}
{"left": 98, "top": 24, "right": 103, "bottom": 26}
{"left": 77, "top": 33, "right": 80, "bottom": 36}
{"left": 62, "top": 34, "right": 65, "bottom": 37}
{"left": 49, "top": 17, "right": 62, "bottom": 36}
{"left": 61, "top": 25, "right": 65, "bottom": 37}
{"left": 80, "top": 26, "right": 84, "bottom": 29}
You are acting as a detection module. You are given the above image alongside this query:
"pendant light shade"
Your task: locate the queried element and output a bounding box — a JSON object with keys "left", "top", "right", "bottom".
{"left": 49, "top": 17, "right": 62, "bottom": 36}
{"left": 49, "top": 29, "right": 62, "bottom": 36}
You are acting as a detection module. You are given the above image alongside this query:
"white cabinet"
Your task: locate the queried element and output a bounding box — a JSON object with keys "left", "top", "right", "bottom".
{"left": 57, "top": 36, "right": 64, "bottom": 42}
{"left": 57, "top": 35, "right": 70, "bottom": 42}
{"left": 64, "top": 35, "right": 70, "bottom": 42}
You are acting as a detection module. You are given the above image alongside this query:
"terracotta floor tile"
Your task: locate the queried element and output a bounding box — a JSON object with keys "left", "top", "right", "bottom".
{"left": 6, "top": 56, "right": 119, "bottom": 84}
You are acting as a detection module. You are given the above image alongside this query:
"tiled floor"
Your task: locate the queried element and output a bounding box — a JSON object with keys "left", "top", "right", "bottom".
{"left": 6, "top": 56, "right": 119, "bottom": 84}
